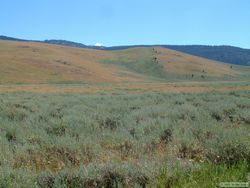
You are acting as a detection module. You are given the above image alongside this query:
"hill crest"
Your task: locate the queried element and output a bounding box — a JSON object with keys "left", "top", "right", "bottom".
{"left": 1, "top": 35, "right": 250, "bottom": 66}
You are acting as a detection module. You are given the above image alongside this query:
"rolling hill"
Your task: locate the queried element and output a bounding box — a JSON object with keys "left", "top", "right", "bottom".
{"left": 0, "top": 40, "right": 145, "bottom": 84}
{"left": 1, "top": 35, "right": 250, "bottom": 66}
{"left": 0, "top": 40, "right": 248, "bottom": 85}
{"left": 163, "top": 45, "right": 250, "bottom": 66}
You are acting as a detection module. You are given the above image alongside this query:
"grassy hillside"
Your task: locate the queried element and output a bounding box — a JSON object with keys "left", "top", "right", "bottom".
{"left": 164, "top": 45, "right": 250, "bottom": 66}
{"left": 102, "top": 47, "right": 246, "bottom": 81}
{"left": 101, "top": 48, "right": 167, "bottom": 80}
{"left": 1, "top": 40, "right": 249, "bottom": 84}
{"left": 0, "top": 40, "right": 144, "bottom": 84}
{"left": 2, "top": 36, "right": 250, "bottom": 66}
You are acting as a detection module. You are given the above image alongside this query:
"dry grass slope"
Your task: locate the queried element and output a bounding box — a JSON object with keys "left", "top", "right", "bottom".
{"left": 0, "top": 40, "right": 144, "bottom": 84}
{"left": 0, "top": 40, "right": 248, "bottom": 85}
{"left": 155, "top": 47, "right": 239, "bottom": 77}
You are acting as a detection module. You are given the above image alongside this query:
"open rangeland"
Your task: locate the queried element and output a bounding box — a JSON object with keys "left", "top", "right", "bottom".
{"left": 0, "top": 40, "right": 250, "bottom": 187}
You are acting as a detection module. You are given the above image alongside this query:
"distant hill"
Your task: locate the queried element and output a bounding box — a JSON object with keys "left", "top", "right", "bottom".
{"left": 0, "top": 40, "right": 243, "bottom": 84}
{"left": 44, "top": 39, "right": 105, "bottom": 50}
{"left": 0, "top": 35, "right": 28, "bottom": 42}
{"left": 44, "top": 39, "right": 107, "bottom": 50}
{"left": 44, "top": 40, "right": 88, "bottom": 48}
{"left": 106, "top": 45, "right": 250, "bottom": 66}
{"left": 163, "top": 45, "right": 250, "bottom": 66}
{"left": 1, "top": 35, "right": 250, "bottom": 66}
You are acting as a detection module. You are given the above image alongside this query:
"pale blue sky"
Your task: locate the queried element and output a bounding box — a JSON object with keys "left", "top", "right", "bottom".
{"left": 1, "top": 0, "right": 250, "bottom": 48}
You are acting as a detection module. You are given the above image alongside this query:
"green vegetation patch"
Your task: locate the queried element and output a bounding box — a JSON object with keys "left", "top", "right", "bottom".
{"left": 101, "top": 48, "right": 167, "bottom": 80}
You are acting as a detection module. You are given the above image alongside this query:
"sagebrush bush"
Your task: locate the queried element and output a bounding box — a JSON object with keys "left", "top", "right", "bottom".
{"left": 206, "top": 142, "right": 250, "bottom": 165}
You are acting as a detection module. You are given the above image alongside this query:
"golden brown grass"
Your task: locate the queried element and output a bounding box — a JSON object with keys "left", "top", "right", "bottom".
{"left": 0, "top": 40, "right": 246, "bottom": 86}
{"left": 155, "top": 47, "right": 239, "bottom": 77}
{"left": 0, "top": 40, "right": 144, "bottom": 84}
{"left": 0, "top": 82, "right": 249, "bottom": 93}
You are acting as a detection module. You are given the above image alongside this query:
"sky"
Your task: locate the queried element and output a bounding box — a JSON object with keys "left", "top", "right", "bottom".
{"left": 1, "top": 0, "right": 250, "bottom": 48}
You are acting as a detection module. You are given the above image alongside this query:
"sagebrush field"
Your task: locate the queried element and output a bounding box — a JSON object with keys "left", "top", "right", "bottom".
{"left": 0, "top": 90, "right": 249, "bottom": 187}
